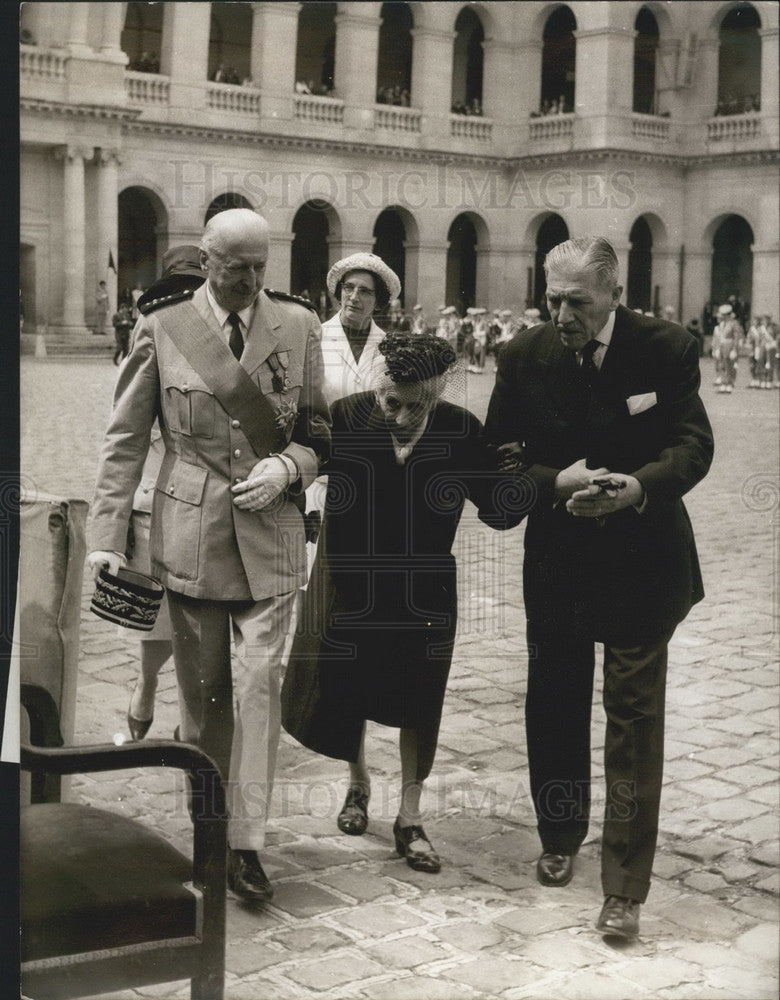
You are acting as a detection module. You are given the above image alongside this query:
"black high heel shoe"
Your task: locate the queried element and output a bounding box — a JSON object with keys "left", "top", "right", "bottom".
{"left": 127, "top": 683, "right": 153, "bottom": 741}
{"left": 337, "top": 786, "right": 370, "bottom": 835}
{"left": 393, "top": 819, "right": 441, "bottom": 873}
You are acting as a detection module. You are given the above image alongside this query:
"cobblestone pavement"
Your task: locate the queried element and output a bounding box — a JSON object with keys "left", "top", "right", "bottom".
{"left": 20, "top": 354, "right": 779, "bottom": 1000}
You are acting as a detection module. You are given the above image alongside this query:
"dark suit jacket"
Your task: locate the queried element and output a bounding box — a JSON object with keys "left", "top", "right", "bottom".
{"left": 484, "top": 305, "right": 714, "bottom": 643}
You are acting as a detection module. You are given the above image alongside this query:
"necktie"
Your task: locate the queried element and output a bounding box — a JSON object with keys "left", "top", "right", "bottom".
{"left": 579, "top": 339, "right": 600, "bottom": 386}
{"left": 227, "top": 312, "right": 244, "bottom": 361}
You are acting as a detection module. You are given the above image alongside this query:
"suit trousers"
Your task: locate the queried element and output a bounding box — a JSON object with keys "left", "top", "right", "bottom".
{"left": 525, "top": 622, "right": 673, "bottom": 903}
{"left": 167, "top": 588, "right": 297, "bottom": 852}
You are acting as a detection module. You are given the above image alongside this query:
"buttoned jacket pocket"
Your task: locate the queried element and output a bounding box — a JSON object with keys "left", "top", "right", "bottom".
{"left": 161, "top": 365, "right": 216, "bottom": 438}
{"left": 151, "top": 457, "right": 208, "bottom": 581}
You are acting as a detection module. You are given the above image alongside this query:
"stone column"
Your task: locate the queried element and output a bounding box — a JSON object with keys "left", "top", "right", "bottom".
{"left": 66, "top": 0, "right": 91, "bottom": 54}
{"left": 414, "top": 241, "right": 450, "bottom": 320}
{"left": 99, "top": 1, "right": 126, "bottom": 57}
{"left": 573, "top": 26, "right": 635, "bottom": 146}
{"left": 653, "top": 249, "right": 681, "bottom": 318}
{"left": 253, "top": 2, "right": 300, "bottom": 123}
{"left": 267, "top": 231, "right": 294, "bottom": 293}
{"left": 482, "top": 39, "right": 526, "bottom": 146}
{"left": 56, "top": 145, "right": 90, "bottom": 333}
{"left": 681, "top": 247, "right": 711, "bottom": 329}
{"left": 410, "top": 26, "right": 454, "bottom": 141}
{"left": 759, "top": 28, "right": 779, "bottom": 143}
{"left": 162, "top": 1, "right": 210, "bottom": 112}
{"left": 751, "top": 247, "right": 780, "bottom": 318}
{"left": 334, "top": 4, "right": 381, "bottom": 131}
{"left": 692, "top": 36, "right": 719, "bottom": 123}
{"left": 96, "top": 149, "right": 121, "bottom": 315}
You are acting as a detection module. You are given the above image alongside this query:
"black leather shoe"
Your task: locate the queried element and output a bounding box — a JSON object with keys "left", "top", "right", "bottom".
{"left": 337, "top": 786, "right": 369, "bottom": 836}
{"left": 227, "top": 849, "right": 273, "bottom": 904}
{"left": 536, "top": 852, "right": 574, "bottom": 887}
{"left": 393, "top": 819, "right": 441, "bottom": 873}
{"left": 127, "top": 711, "right": 152, "bottom": 741}
{"left": 596, "top": 895, "right": 640, "bottom": 938}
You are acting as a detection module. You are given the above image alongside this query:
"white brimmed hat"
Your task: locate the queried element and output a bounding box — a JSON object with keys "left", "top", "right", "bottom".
{"left": 326, "top": 252, "right": 401, "bottom": 300}
{"left": 717, "top": 303, "right": 733, "bottom": 315}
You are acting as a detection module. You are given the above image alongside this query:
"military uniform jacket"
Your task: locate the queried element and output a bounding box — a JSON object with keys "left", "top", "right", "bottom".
{"left": 89, "top": 284, "right": 331, "bottom": 601}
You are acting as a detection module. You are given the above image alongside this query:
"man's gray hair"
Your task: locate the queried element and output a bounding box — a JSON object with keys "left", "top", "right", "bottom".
{"left": 544, "top": 236, "right": 619, "bottom": 290}
{"left": 200, "top": 208, "right": 269, "bottom": 257}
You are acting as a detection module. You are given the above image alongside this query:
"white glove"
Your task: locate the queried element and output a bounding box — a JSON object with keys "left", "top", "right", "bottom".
{"left": 231, "top": 455, "right": 292, "bottom": 511}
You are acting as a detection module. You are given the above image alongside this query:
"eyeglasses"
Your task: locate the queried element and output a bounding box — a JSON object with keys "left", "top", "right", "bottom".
{"left": 342, "top": 282, "right": 376, "bottom": 299}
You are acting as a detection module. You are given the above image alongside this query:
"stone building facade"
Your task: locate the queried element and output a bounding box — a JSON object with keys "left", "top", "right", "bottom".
{"left": 19, "top": 1, "right": 779, "bottom": 339}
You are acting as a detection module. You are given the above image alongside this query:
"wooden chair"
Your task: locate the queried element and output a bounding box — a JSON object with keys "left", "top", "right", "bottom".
{"left": 20, "top": 729, "right": 227, "bottom": 1000}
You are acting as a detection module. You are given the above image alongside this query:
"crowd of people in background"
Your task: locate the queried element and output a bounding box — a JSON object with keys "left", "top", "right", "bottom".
{"left": 530, "top": 96, "right": 574, "bottom": 117}
{"left": 713, "top": 93, "right": 760, "bottom": 116}
{"left": 451, "top": 98, "right": 483, "bottom": 116}
{"left": 128, "top": 51, "right": 160, "bottom": 73}
{"left": 376, "top": 85, "right": 411, "bottom": 107}
{"left": 295, "top": 79, "right": 336, "bottom": 97}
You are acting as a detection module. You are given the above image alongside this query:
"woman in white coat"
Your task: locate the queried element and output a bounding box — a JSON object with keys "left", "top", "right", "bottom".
{"left": 319, "top": 252, "right": 401, "bottom": 406}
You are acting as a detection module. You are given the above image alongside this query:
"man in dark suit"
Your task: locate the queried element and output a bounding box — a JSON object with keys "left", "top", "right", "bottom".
{"left": 484, "top": 236, "right": 713, "bottom": 938}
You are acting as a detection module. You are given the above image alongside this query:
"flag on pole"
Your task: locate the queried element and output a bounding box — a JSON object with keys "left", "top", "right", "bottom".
{"left": 108, "top": 250, "right": 116, "bottom": 273}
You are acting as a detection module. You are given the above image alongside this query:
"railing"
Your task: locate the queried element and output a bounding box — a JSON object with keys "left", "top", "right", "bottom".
{"left": 125, "top": 71, "right": 170, "bottom": 106}
{"left": 450, "top": 115, "right": 493, "bottom": 142}
{"left": 20, "top": 45, "right": 65, "bottom": 81}
{"left": 528, "top": 113, "right": 574, "bottom": 141}
{"left": 207, "top": 82, "right": 261, "bottom": 114}
{"left": 631, "top": 114, "right": 671, "bottom": 141}
{"left": 374, "top": 104, "right": 422, "bottom": 133}
{"left": 707, "top": 113, "right": 761, "bottom": 142}
{"left": 294, "top": 93, "right": 344, "bottom": 125}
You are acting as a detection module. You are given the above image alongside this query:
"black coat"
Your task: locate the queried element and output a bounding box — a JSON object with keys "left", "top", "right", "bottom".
{"left": 484, "top": 305, "right": 714, "bottom": 643}
{"left": 282, "top": 392, "right": 517, "bottom": 762}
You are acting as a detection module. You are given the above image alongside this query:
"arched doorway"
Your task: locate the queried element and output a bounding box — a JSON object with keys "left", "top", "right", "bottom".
{"left": 121, "top": 1, "right": 163, "bottom": 72}
{"left": 290, "top": 202, "right": 331, "bottom": 310}
{"left": 451, "top": 8, "right": 485, "bottom": 114}
{"left": 118, "top": 187, "right": 166, "bottom": 299}
{"left": 534, "top": 214, "right": 570, "bottom": 314}
{"left": 633, "top": 7, "right": 659, "bottom": 114}
{"left": 376, "top": 3, "right": 413, "bottom": 105}
{"left": 446, "top": 215, "right": 478, "bottom": 315}
{"left": 541, "top": 6, "right": 576, "bottom": 113}
{"left": 718, "top": 4, "right": 761, "bottom": 114}
{"left": 711, "top": 215, "right": 753, "bottom": 320}
{"left": 295, "top": 2, "right": 336, "bottom": 94}
{"left": 204, "top": 193, "right": 253, "bottom": 226}
{"left": 208, "top": 2, "right": 252, "bottom": 83}
{"left": 627, "top": 217, "right": 653, "bottom": 311}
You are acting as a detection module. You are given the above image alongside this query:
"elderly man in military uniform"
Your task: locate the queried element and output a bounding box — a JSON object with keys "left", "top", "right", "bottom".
{"left": 88, "top": 208, "right": 330, "bottom": 904}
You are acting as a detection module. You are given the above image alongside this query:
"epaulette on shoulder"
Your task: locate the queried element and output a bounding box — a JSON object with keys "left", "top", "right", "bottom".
{"left": 265, "top": 289, "right": 318, "bottom": 314}
{"left": 139, "top": 287, "right": 196, "bottom": 316}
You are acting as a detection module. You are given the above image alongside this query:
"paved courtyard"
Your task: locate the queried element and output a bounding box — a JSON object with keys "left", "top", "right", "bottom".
{"left": 19, "top": 352, "right": 779, "bottom": 1000}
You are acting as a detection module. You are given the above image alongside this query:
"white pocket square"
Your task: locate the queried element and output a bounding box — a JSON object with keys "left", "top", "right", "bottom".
{"left": 626, "top": 391, "right": 657, "bottom": 415}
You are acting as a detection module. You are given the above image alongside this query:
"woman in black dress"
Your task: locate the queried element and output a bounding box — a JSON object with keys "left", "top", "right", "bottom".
{"left": 282, "top": 334, "right": 521, "bottom": 872}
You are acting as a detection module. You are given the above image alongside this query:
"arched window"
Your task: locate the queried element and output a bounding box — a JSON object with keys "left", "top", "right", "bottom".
{"left": 717, "top": 4, "right": 761, "bottom": 115}
{"left": 627, "top": 217, "right": 654, "bottom": 311}
{"left": 446, "top": 215, "right": 478, "bottom": 316}
{"left": 291, "top": 202, "right": 331, "bottom": 311}
{"left": 451, "top": 8, "right": 485, "bottom": 116}
{"left": 295, "top": 3, "right": 337, "bottom": 95}
{"left": 633, "top": 8, "right": 659, "bottom": 115}
{"left": 204, "top": 193, "right": 253, "bottom": 226}
{"left": 540, "top": 7, "right": 576, "bottom": 114}
{"left": 711, "top": 215, "right": 753, "bottom": 320}
{"left": 373, "top": 209, "right": 407, "bottom": 308}
{"left": 208, "top": 3, "right": 252, "bottom": 84}
{"left": 121, "top": 2, "right": 163, "bottom": 73}
{"left": 376, "top": 3, "right": 413, "bottom": 106}
{"left": 534, "top": 214, "right": 569, "bottom": 313}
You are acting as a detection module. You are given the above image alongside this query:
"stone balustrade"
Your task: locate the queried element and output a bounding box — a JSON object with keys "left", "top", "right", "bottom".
{"left": 707, "top": 113, "right": 762, "bottom": 143}
{"left": 450, "top": 115, "right": 493, "bottom": 142}
{"left": 528, "top": 113, "right": 574, "bottom": 141}
{"left": 125, "top": 71, "right": 171, "bottom": 106}
{"left": 631, "top": 113, "right": 671, "bottom": 142}
{"left": 374, "top": 105, "right": 422, "bottom": 133}
{"left": 207, "top": 82, "right": 261, "bottom": 114}
{"left": 293, "top": 93, "right": 345, "bottom": 125}
{"left": 20, "top": 45, "right": 65, "bottom": 81}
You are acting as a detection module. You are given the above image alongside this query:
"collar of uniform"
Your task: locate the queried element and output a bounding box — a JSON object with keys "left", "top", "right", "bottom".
{"left": 205, "top": 282, "right": 256, "bottom": 335}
